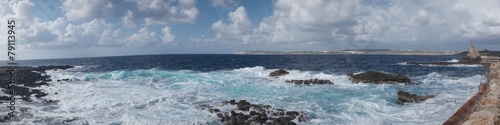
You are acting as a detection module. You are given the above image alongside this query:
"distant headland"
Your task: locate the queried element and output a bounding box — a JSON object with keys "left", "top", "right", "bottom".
{"left": 235, "top": 49, "right": 462, "bottom": 55}
{"left": 236, "top": 44, "right": 500, "bottom": 56}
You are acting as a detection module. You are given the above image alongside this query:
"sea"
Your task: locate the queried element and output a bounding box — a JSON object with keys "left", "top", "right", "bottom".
{"left": 1, "top": 54, "right": 486, "bottom": 125}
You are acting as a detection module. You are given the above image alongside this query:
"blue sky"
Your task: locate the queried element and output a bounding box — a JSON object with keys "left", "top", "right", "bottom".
{"left": 1, "top": 0, "right": 500, "bottom": 60}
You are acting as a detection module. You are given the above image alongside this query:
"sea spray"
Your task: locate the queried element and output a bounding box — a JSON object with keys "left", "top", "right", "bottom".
{"left": 19, "top": 66, "right": 482, "bottom": 124}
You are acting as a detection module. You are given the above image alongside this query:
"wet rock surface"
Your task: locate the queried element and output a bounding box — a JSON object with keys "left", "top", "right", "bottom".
{"left": 0, "top": 65, "right": 73, "bottom": 101}
{"left": 269, "top": 69, "right": 289, "bottom": 77}
{"left": 350, "top": 71, "right": 412, "bottom": 84}
{"left": 397, "top": 91, "right": 435, "bottom": 103}
{"left": 201, "top": 100, "right": 308, "bottom": 125}
{"left": 0, "top": 66, "right": 73, "bottom": 122}
{"left": 285, "top": 79, "right": 333, "bottom": 84}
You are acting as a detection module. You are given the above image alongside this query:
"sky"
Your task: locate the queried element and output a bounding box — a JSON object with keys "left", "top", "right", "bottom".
{"left": 1, "top": 0, "right": 500, "bottom": 60}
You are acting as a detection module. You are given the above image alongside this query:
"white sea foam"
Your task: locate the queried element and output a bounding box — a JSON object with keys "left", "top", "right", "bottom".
{"left": 445, "top": 59, "right": 459, "bottom": 63}
{"left": 397, "top": 59, "right": 483, "bottom": 68}
{"left": 448, "top": 64, "right": 483, "bottom": 67}
{"left": 396, "top": 62, "right": 408, "bottom": 65}
{"left": 13, "top": 67, "right": 484, "bottom": 125}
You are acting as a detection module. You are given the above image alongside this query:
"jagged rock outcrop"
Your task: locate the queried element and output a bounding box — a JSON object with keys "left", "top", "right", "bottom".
{"left": 0, "top": 65, "right": 74, "bottom": 101}
{"left": 350, "top": 71, "right": 412, "bottom": 84}
{"left": 201, "top": 100, "right": 308, "bottom": 125}
{"left": 0, "top": 65, "right": 74, "bottom": 122}
{"left": 397, "top": 91, "right": 435, "bottom": 103}
{"left": 285, "top": 79, "right": 333, "bottom": 84}
{"left": 269, "top": 69, "right": 289, "bottom": 77}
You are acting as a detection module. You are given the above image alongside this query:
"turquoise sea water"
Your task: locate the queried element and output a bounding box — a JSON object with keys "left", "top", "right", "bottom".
{"left": 5, "top": 55, "right": 485, "bottom": 124}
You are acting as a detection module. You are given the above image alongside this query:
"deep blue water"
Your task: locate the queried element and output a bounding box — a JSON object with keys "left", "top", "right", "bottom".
{"left": 9, "top": 54, "right": 483, "bottom": 77}
{"left": 2, "top": 54, "right": 486, "bottom": 125}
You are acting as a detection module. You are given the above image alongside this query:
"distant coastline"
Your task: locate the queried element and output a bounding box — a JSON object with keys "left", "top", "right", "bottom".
{"left": 235, "top": 50, "right": 463, "bottom": 55}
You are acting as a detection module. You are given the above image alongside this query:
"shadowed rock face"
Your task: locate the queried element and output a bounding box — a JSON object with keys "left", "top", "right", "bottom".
{"left": 397, "top": 91, "right": 435, "bottom": 103}
{"left": 350, "top": 71, "right": 411, "bottom": 84}
{"left": 201, "top": 100, "right": 308, "bottom": 125}
{"left": 269, "top": 69, "right": 289, "bottom": 77}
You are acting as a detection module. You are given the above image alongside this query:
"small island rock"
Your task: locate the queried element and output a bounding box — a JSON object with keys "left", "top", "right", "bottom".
{"left": 397, "top": 91, "right": 435, "bottom": 103}
{"left": 350, "top": 71, "right": 412, "bottom": 84}
{"left": 269, "top": 69, "right": 289, "bottom": 77}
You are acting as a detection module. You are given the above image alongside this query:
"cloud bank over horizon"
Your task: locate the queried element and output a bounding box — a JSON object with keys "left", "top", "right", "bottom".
{"left": 1, "top": 0, "right": 499, "bottom": 59}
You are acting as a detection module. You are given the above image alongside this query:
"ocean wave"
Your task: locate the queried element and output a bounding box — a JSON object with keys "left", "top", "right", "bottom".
{"left": 444, "top": 59, "right": 459, "bottom": 63}
{"left": 26, "top": 66, "right": 483, "bottom": 124}
{"left": 399, "top": 63, "right": 483, "bottom": 68}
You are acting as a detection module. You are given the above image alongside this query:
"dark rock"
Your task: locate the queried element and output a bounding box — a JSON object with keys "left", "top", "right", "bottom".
{"left": 350, "top": 71, "right": 412, "bottom": 84}
{"left": 0, "top": 66, "right": 73, "bottom": 101}
{"left": 201, "top": 100, "right": 308, "bottom": 125}
{"left": 397, "top": 91, "right": 435, "bottom": 103}
{"left": 285, "top": 78, "right": 333, "bottom": 84}
{"left": 0, "top": 96, "right": 9, "bottom": 101}
{"left": 237, "top": 100, "right": 251, "bottom": 111}
{"left": 269, "top": 69, "right": 289, "bottom": 77}
{"left": 209, "top": 108, "right": 220, "bottom": 113}
{"left": 0, "top": 66, "right": 74, "bottom": 123}
{"left": 43, "top": 99, "right": 59, "bottom": 103}
{"left": 0, "top": 115, "right": 13, "bottom": 123}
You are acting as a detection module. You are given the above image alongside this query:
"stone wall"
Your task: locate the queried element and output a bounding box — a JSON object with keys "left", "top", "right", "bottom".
{"left": 443, "top": 62, "right": 500, "bottom": 125}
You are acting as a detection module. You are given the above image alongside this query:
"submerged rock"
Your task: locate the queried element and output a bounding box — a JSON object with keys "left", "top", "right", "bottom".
{"left": 350, "top": 71, "right": 412, "bottom": 84}
{"left": 397, "top": 91, "right": 435, "bottom": 103}
{"left": 201, "top": 100, "right": 308, "bottom": 125}
{"left": 285, "top": 79, "right": 333, "bottom": 84}
{"left": 269, "top": 69, "right": 289, "bottom": 77}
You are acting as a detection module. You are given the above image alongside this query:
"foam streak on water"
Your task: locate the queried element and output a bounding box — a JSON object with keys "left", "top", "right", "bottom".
{"left": 19, "top": 66, "right": 484, "bottom": 125}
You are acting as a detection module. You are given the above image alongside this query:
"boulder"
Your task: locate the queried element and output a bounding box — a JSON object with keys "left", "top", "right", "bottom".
{"left": 397, "top": 91, "right": 435, "bottom": 103}
{"left": 350, "top": 71, "right": 411, "bottom": 84}
{"left": 269, "top": 69, "right": 289, "bottom": 77}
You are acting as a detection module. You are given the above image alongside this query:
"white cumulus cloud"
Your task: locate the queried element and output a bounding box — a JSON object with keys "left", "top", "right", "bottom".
{"left": 209, "top": 0, "right": 500, "bottom": 50}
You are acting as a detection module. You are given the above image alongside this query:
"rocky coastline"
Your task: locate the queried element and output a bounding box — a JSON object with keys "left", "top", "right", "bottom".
{"left": 0, "top": 65, "right": 74, "bottom": 122}
{"left": 0, "top": 62, "right": 490, "bottom": 124}
{"left": 200, "top": 100, "right": 308, "bottom": 125}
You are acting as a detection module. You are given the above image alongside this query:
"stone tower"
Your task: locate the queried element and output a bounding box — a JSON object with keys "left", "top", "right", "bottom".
{"left": 467, "top": 40, "right": 480, "bottom": 59}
